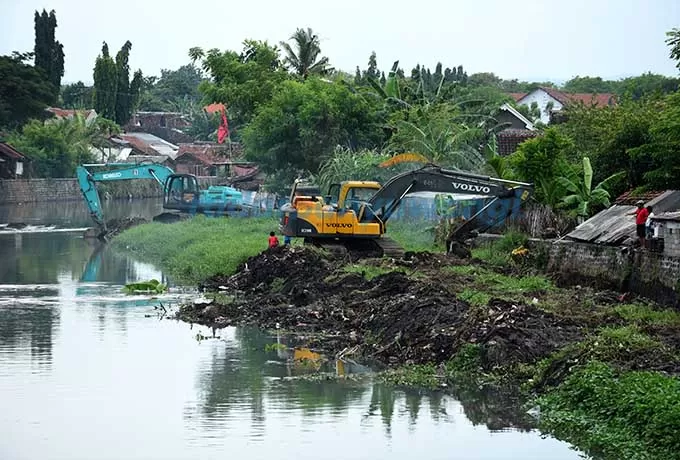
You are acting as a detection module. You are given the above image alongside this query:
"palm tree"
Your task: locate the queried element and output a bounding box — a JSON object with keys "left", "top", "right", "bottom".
{"left": 279, "top": 28, "right": 332, "bottom": 78}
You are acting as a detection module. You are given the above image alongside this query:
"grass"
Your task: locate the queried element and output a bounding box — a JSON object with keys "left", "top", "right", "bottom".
{"left": 386, "top": 220, "right": 441, "bottom": 252}
{"left": 113, "top": 215, "right": 279, "bottom": 284}
{"left": 614, "top": 303, "right": 680, "bottom": 327}
{"left": 445, "top": 264, "right": 555, "bottom": 303}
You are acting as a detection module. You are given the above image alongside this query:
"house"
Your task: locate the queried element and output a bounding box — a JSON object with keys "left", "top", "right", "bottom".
{"left": 0, "top": 142, "right": 29, "bottom": 178}
{"left": 226, "top": 164, "right": 265, "bottom": 191}
{"left": 119, "top": 133, "right": 179, "bottom": 159}
{"left": 46, "top": 107, "right": 98, "bottom": 125}
{"left": 651, "top": 212, "right": 680, "bottom": 257}
{"left": 509, "top": 88, "right": 617, "bottom": 124}
{"left": 567, "top": 190, "right": 680, "bottom": 246}
{"left": 174, "top": 142, "right": 238, "bottom": 176}
{"left": 495, "top": 103, "right": 540, "bottom": 155}
{"left": 125, "top": 111, "right": 193, "bottom": 144}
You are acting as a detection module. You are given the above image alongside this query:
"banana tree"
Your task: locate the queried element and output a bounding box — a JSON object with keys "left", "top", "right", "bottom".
{"left": 556, "top": 156, "right": 624, "bottom": 221}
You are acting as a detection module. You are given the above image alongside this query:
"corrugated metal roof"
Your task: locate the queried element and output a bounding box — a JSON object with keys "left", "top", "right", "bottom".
{"left": 567, "top": 190, "right": 680, "bottom": 245}
{"left": 121, "top": 133, "right": 179, "bottom": 159}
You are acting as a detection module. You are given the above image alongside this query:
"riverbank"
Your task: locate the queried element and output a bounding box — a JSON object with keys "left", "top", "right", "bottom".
{"left": 113, "top": 219, "right": 680, "bottom": 460}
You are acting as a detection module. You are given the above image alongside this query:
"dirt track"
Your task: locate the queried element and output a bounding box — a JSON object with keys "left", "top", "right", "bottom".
{"left": 174, "top": 245, "right": 680, "bottom": 379}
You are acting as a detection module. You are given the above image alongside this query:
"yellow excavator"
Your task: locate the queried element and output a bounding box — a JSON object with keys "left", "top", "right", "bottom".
{"left": 279, "top": 164, "right": 533, "bottom": 257}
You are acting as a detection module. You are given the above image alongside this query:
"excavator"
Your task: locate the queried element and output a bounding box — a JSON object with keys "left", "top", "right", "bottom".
{"left": 77, "top": 163, "right": 243, "bottom": 241}
{"left": 279, "top": 164, "right": 533, "bottom": 257}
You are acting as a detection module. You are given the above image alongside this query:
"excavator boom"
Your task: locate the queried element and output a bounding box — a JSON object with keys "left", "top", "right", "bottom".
{"left": 77, "top": 163, "right": 174, "bottom": 233}
{"left": 77, "top": 163, "right": 244, "bottom": 241}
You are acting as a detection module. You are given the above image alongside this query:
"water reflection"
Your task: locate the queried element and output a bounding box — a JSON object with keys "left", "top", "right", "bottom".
{"left": 0, "top": 225, "right": 584, "bottom": 460}
{"left": 0, "top": 198, "right": 164, "bottom": 228}
{"left": 189, "top": 327, "right": 547, "bottom": 440}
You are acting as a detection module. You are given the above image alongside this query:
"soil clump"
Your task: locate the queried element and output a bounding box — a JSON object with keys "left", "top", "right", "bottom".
{"left": 177, "top": 246, "right": 668, "bottom": 375}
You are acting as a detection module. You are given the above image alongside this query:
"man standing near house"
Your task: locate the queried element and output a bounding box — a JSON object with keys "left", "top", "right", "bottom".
{"left": 632, "top": 200, "right": 649, "bottom": 247}
{"left": 646, "top": 206, "right": 656, "bottom": 239}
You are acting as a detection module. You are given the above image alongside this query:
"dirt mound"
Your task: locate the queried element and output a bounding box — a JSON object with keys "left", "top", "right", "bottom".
{"left": 454, "top": 299, "right": 582, "bottom": 367}
{"left": 102, "top": 217, "right": 147, "bottom": 238}
{"left": 200, "top": 246, "right": 336, "bottom": 293}
{"left": 182, "top": 248, "right": 585, "bottom": 369}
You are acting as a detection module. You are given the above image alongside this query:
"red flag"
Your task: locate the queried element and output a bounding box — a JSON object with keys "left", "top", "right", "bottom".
{"left": 217, "top": 107, "right": 229, "bottom": 144}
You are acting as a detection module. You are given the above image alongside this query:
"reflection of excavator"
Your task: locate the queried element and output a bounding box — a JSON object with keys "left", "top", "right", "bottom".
{"left": 77, "top": 163, "right": 243, "bottom": 241}
{"left": 279, "top": 164, "right": 533, "bottom": 257}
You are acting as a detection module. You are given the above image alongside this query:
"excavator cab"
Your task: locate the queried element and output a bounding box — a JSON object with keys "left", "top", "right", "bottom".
{"left": 164, "top": 174, "right": 200, "bottom": 211}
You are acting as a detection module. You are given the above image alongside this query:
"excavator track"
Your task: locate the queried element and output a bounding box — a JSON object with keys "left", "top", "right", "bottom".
{"left": 305, "top": 237, "right": 404, "bottom": 260}
{"left": 373, "top": 237, "right": 405, "bottom": 259}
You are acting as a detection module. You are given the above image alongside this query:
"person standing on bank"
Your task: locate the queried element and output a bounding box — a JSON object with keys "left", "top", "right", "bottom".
{"left": 646, "top": 206, "right": 655, "bottom": 239}
{"left": 631, "top": 201, "right": 649, "bottom": 247}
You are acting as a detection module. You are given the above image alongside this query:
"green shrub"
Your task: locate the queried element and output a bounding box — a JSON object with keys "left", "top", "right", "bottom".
{"left": 538, "top": 361, "right": 680, "bottom": 460}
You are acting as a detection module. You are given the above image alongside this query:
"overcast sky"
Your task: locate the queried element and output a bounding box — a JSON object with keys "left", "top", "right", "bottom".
{"left": 1, "top": 0, "right": 678, "bottom": 85}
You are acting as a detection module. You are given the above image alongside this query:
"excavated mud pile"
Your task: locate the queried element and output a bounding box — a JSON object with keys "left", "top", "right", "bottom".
{"left": 180, "top": 247, "right": 583, "bottom": 367}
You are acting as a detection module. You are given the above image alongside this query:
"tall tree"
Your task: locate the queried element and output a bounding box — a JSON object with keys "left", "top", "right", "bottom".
{"left": 33, "top": 9, "right": 64, "bottom": 95}
{"left": 92, "top": 41, "right": 142, "bottom": 124}
{"left": 241, "top": 77, "right": 383, "bottom": 190}
{"left": 93, "top": 43, "right": 117, "bottom": 120}
{"left": 279, "top": 27, "right": 332, "bottom": 78}
{"left": 365, "top": 51, "right": 379, "bottom": 81}
{"left": 114, "top": 41, "right": 132, "bottom": 125}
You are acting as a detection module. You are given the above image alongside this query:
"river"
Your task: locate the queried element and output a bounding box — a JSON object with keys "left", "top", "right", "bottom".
{"left": 0, "top": 200, "right": 585, "bottom": 460}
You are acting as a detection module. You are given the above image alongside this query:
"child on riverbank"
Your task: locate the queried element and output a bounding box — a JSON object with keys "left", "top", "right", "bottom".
{"left": 268, "top": 231, "right": 280, "bottom": 248}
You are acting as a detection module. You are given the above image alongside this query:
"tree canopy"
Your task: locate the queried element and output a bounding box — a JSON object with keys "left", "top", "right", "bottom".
{"left": 33, "top": 9, "right": 64, "bottom": 97}
{"left": 92, "top": 41, "right": 143, "bottom": 125}
{"left": 241, "top": 77, "right": 384, "bottom": 188}
{"left": 0, "top": 55, "right": 57, "bottom": 129}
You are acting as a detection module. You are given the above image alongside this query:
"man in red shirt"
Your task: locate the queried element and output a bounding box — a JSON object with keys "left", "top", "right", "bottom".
{"left": 633, "top": 201, "right": 649, "bottom": 247}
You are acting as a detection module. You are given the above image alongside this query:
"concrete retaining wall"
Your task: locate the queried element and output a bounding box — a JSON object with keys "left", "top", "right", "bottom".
{"left": 0, "top": 177, "right": 223, "bottom": 204}
{"left": 476, "top": 235, "right": 680, "bottom": 308}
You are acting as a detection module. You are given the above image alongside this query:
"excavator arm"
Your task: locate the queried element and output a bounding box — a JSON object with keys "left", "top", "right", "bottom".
{"left": 363, "top": 164, "right": 533, "bottom": 245}
{"left": 367, "top": 165, "right": 531, "bottom": 221}
{"left": 76, "top": 163, "right": 175, "bottom": 236}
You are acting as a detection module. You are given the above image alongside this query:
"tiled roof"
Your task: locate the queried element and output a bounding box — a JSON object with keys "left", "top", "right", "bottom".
{"left": 507, "top": 92, "right": 527, "bottom": 102}
{"left": 176, "top": 143, "right": 232, "bottom": 165}
{"left": 120, "top": 133, "right": 179, "bottom": 158}
{"left": 0, "top": 142, "right": 28, "bottom": 160}
{"left": 204, "top": 103, "right": 226, "bottom": 114}
{"left": 614, "top": 189, "right": 667, "bottom": 206}
{"left": 526, "top": 87, "right": 616, "bottom": 108}
{"left": 47, "top": 107, "right": 97, "bottom": 119}
{"left": 496, "top": 129, "right": 540, "bottom": 156}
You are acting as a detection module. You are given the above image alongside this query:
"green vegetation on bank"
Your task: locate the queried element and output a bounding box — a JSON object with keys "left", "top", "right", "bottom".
{"left": 112, "top": 217, "right": 437, "bottom": 285}
{"left": 112, "top": 216, "right": 279, "bottom": 284}
{"left": 537, "top": 362, "right": 680, "bottom": 460}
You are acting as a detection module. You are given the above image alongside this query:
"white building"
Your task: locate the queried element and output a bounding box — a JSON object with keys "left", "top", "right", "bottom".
{"left": 511, "top": 87, "right": 617, "bottom": 124}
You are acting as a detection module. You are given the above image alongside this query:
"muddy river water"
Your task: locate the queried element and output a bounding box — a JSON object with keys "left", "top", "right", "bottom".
{"left": 0, "top": 200, "right": 585, "bottom": 460}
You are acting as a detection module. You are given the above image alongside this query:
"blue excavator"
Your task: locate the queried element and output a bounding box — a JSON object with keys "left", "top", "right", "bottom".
{"left": 77, "top": 163, "right": 244, "bottom": 241}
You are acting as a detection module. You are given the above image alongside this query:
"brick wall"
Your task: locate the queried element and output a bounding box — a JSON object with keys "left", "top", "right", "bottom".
{"left": 663, "top": 222, "right": 680, "bottom": 257}
{"left": 0, "top": 177, "right": 223, "bottom": 204}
